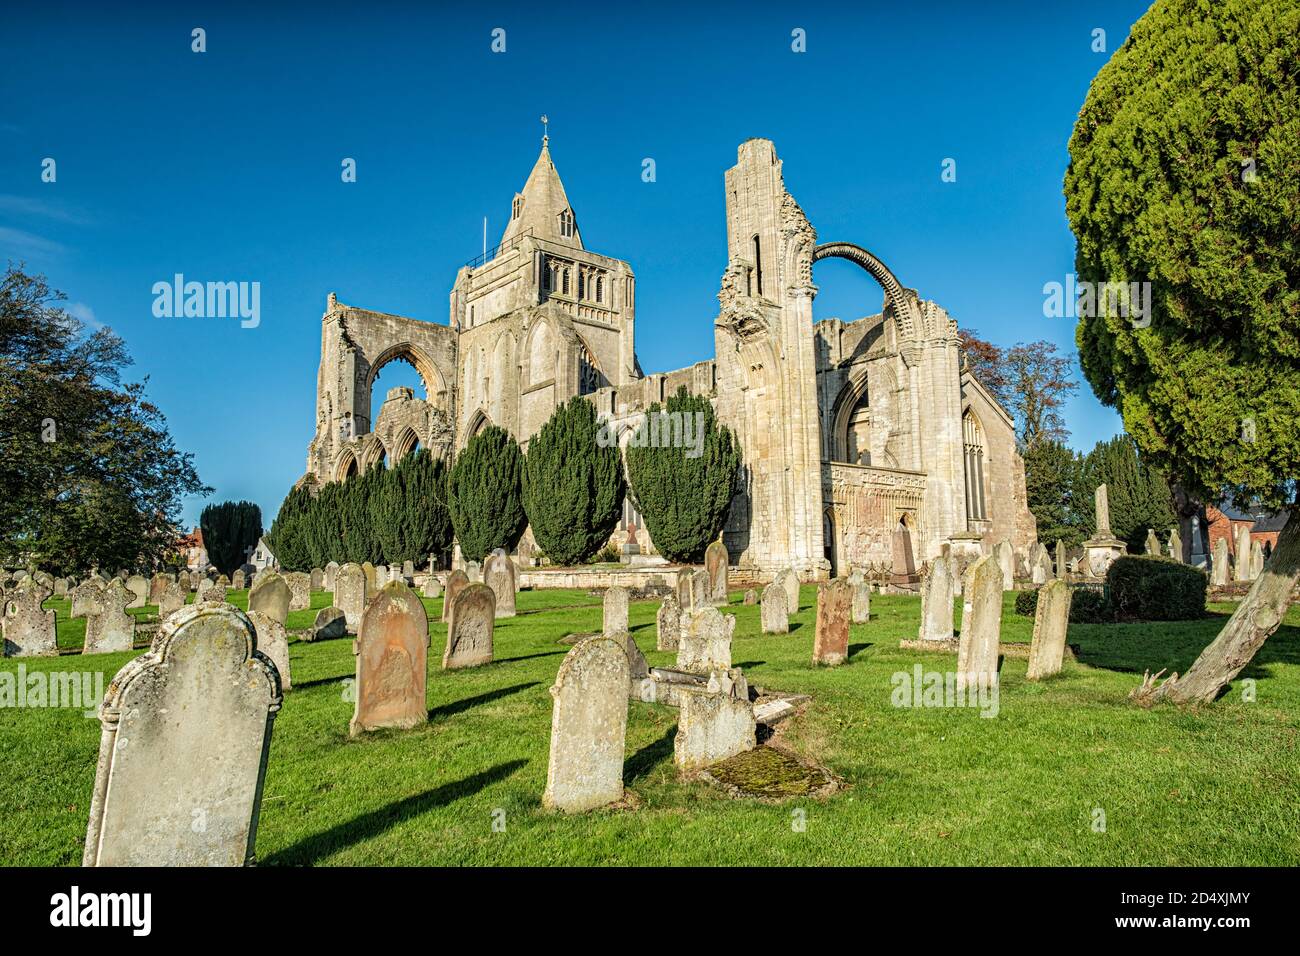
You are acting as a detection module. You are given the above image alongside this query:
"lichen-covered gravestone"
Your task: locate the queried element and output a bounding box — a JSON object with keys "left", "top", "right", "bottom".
{"left": 158, "top": 578, "right": 187, "bottom": 621}
{"left": 350, "top": 581, "right": 429, "bottom": 735}
{"left": 543, "top": 636, "right": 629, "bottom": 813}
{"left": 310, "top": 568, "right": 324, "bottom": 590}
{"left": 148, "top": 572, "right": 171, "bottom": 605}
{"left": 760, "top": 582, "right": 789, "bottom": 635}
{"left": 335, "top": 564, "right": 367, "bottom": 633}
{"left": 919, "top": 554, "right": 954, "bottom": 642}
{"left": 812, "top": 578, "right": 851, "bottom": 666}
{"left": 704, "top": 539, "right": 729, "bottom": 606}
{"left": 83, "top": 603, "right": 282, "bottom": 866}
{"left": 994, "top": 540, "right": 1014, "bottom": 591}
{"left": 483, "top": 552, "right": 517, "bottom": 618}
{"left": 656, "top": 594, "right": 681, "bottom": 651}
{"left": 247, "top": 610, "right": 291, "bottom": 691}
{"left": 1026, "top": 579, "right": 1072, "bottom": 681}
{"left": 850, "top": 571, "right": 870, "bottom": 624}
{"left": 443, "top": 582, "right": 495, "bottom": 669}
{"left": 690, "top": 570, "right": 711, "bottom": 612}
{"left": 464, "top": 560, "right": 481, "bottom": 583}
{"left": 79, "top": 579, "right": 136, "bottom": 655}
{"left": 285, "top": 572, "right": 312, "bottom": 612}
{"left": 231, "top": 569, "right": 246, "bottom": 590}
{"left": 125, "top": 575, "right": 148, "bottom": 609}
{"left": 423, "top": 575, "right": 442, "bottom": 599}
{"left": 3, "top": 578, "right": 58, "bottom": 657}
{"left": 248, "top": 571, "right": 292, "bottom": 625}
{"left": 674, "top": 684, "right": 755, "bottom": 772}
{"left": 308, "top": 606, "right": 348, "bottom": 641}
{"left": 956, "top": 555, "right": 1002, "bottom": 692}
{"left": 1211, "top": 537, "right": 1230, "bottom": 586}
{"left": 676, "top": 571, "right": 693, "bottom": 612}
{"left": 323, "top": 561, "right": 340, "bottom": 592}
{"left": 442, "top": 569, "right": 469, "bottom": 622}
{"left": 743, "top": 588, "right": 757, "bottom": 605}
{"left": 677, "top": 606, "right": 734, "bottom": 674}
{"left": 777, "top": 568, "right": 800, "bottom": 615}
{"left": 603, "top": 586, "right": 629, "bottom": 636}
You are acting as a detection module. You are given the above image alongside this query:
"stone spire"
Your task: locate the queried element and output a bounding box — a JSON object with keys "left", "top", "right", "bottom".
{"left": 500, "top": 138, "right": 582, "bottom": 250}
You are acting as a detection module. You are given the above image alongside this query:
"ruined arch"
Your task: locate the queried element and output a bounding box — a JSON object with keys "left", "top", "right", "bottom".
{"left": 813, "top": 242, "right": 920, "bottom": 340}
{"left": 336, "top": 449, "right": 360, "bottom": 481}
{"left": 359, "top": 435, "right": 388, "bottom": 472}
{"left": 364, "top": 342, "right": 448, "bottom": 407}
{"left": 465, "top": 409, "right": 492, "bottom": 440}
{"left": 830, "top": 367, "right": 872, "bottom": 464}
{"left": 392, "top": 426, "right": 421, "bottom": 464}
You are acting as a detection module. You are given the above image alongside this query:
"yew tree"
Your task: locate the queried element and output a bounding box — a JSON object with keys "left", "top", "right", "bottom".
{"left": 1064, "top": 0, "right": 1300, "bottom": 704}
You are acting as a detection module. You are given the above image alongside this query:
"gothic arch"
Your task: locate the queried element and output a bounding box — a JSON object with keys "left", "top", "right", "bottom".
{"left": 465, "top": 408, "right": 492, "bottom": 440}
{"left": 364, "top": 342, "right": 448, "bottom": 405}
{"left": 525, "top": 319, "right": 556, "bottom": 386}
{"left": 392, "top": 426, "right": 421, "bottom": 464}
{"left": 335, "top": 449, "right": 360, "bottom": 481}
{"left": 575, "top": 334, "right": 604, "bottom": 394}
{"left": 813, "top": 242, "right": 921, "bottom": 340}
{"left": 359, "top": 435, "right": 388, "bottom": 471}
{"left": 830, "top": 367, "right": 871, "bottom": 463}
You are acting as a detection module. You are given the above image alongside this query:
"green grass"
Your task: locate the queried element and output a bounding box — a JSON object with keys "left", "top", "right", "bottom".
{"left": 2, "top": 587, "right": 1297, "bottom": 866}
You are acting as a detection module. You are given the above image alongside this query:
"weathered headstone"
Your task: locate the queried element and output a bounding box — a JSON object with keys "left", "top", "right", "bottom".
{"left": 1167, "top": 527, "right": 1183, "bottom": 563}
{"left": 248, "top": 571, "right": 292, "bottom": 626}
{"left": 247, "top": 610, "right": 291, "bottom": 691}
{"left": 656, "top": 594, "right": 681, "bottom": 651}
{"left": 231, "top": 569, "right": 246, "bottom": 590}
{"left": 1211, "top": 536, "right": 1230, "bottom": 586}
{"left": 603, "top": 586, "right": 629, "bottom": 636}
{"left": 442, "top": 569, "right": 469, "bottom": 622}
{"left": 760, "top": 582, "right": 789, "bottom": 634}
{"left": 123, "top": 575, "right": 148, "bottom": 610}
{"left": 543, "top": 636, "right": 629, "bottom": 813}
{"left": 956, "top": 555, "right": 1002, "bottom": 692}
{"left": 76, "top": 579, "right": 136, "bottom": 654}
{"left": 158, "top": 578, "right": 187, "bottom": 620}
{"left": 335, "top": 563, "right": 367, "bottom": 632}
{"left": 994, "top": 540, "right": 1014, "bottom": 591}
{"left": 83, "top": 603, "right": 282, "bottom": 866}
{"left": 2, "top": 578, "right": 58, "bottom": 657}
{"left": 308, "top": 606, "right": 348, "bottom": 641}
{"left": 1055, "top": 539, "right": 1066, "bottom": 579}
{"left": 1234, "top": 524, "right": 1253, "bottom": 582}
{"left": 1026, "top": 579, "right": 1072, "bottom": 681}
{"left": 443, "top": 582, "right": 495, "bottom": 669}
{"left": 423, "top": 576, "right": 442, "bottom": 599}
{"left": 350, "top": 581, "right": 429, "bottom": 735}
{"left": 483, "top": 552, "right": 517, "bottom": 618}
{"left": 323, "top": 561, "right": 340, "bottom": 592}
{"left": 674, "top": 683, "right": 755, "bottom": 772}
{"left": 812, "top": 578, "right": 851, "bottom": 666}
{"left": 703, "top": 539, "right": 729, "bottom": 606}
{"left": 1145, "top": 528, "right": 1161, "bottom": 556}
{"left": 148, "top": 573, "right": 171, "bottom": 605}
{"left": 919, "top": 553, "right": 954, "bottom": 642}
{"left": 310, "top": 568, "right": 324, "bottom": 590}
{"left": 285, "top": 572, "right": 311, "bottom": 612}
{"left": 402, "top": 559, "right": 415, "bottom": 580}
{"left": 690, "top": 570, "right": 710, "bottom": 612}
{"left": 850, "top": 572, "right": 870, "bottom": 624}
{"left": 677, "top": 606, "right": 734, "bottom": 673}
{"left": 464, "top": 560, "right": 481, "bottom": 583}
{"left": 742, "top": 588, "right": 757, "bottom": 606}
{"left": 361, "top": 562, "right": 377, "bottom": 593}
{"left": 676, "top": 571, "right": 693, "bottom": 611}
{"left": 1251, "top": 539, "right": 1265, "bottom": 578}
{"left": 776, "top": 568, "right": 800, "bottom": 615}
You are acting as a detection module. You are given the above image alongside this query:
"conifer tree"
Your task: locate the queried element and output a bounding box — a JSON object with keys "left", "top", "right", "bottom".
{"left": 447, "top": 425, "right": 527, "bottom": 562}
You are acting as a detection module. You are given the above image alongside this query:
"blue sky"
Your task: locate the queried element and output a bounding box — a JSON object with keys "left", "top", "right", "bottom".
{"left": 2, "top": 0, "right": 1148, "bottom": 529}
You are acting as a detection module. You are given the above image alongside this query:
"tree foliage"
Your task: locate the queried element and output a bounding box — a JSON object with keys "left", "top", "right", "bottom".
{"left": 199, "top": 500, "right": 262, "bottom": 575}
{"left": 625, "top": 387, "right": 742, "bottom": 563}
{"left": 1065, "top": 0, "right": 1300, "bottom": 510}
{"left": 265, "top": 450, "right": 451, "bottom": 570}
{"left": 959, "top": 331, "right": 1078, "bottom": 448}
{"left": 522, "top": 396, "right": 625, "bottom": 566}
{"left": 1075, "top": 435, "right": 1176, "bottom": 551}
{"left": 1023, "top": 439, "right": 1082, "bottom": 546}
{"left": 0, "top": 264, "right": 210, "bottom": 575}
{"left": 447, "top": 425, "right": 527, "bottom": 563}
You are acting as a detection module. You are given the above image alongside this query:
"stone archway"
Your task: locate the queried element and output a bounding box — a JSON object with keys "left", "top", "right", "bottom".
{"left": 364, "top": 342, "right": 448, "bottom": 408}
{"left": 813, "top": 242, "right": 921, "bottom": 340}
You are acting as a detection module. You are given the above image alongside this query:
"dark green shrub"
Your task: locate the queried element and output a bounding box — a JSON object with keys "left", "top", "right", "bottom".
{"left": 199, "top": 500, "right": 263, "bottom": 575}
{"left": 1105, "top": 555, "right": 1207, "bottom": 621}
{"left": 1015, "top": 589, "right": 1039, "bottom": 617}
{"left": 1069, "top": 588, "right": 1110, "bottom": 624}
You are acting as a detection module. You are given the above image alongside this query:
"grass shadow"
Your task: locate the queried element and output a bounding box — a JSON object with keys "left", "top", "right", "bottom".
{"left": 294, "top": 673, "right": 353, "bottom": 690}
{"left": 848, "top": 642, "right": 873, "bottom": 661}
{"left": 1069, "top": 612, "right": 1300, "bottom": 678}
{"left": 624, "top": 725, "right": 676, "bottom": 784}
{"left": 494, "top": 650, "right": 566, "bottom": 664}
{"left": 734, "top": 660, "right": 766, "bottom": 670}
{"left": 263, "top": 760, "right": 528, "bottom": 865}
{"left": 428, "top": 682, "right": 540, "bottom": 721}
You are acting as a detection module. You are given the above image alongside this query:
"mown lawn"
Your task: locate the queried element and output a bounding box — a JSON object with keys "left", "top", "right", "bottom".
{"left": 2, "top": 586, "right": 1296, "bottom": 866}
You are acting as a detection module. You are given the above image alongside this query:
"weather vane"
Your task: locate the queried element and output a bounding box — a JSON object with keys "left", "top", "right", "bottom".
{"left": 541, "top": 114, "right": 549, "bottom": 145}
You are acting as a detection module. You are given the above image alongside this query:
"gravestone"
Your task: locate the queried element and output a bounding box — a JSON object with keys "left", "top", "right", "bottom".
{"left": 350, "top": 581, "right": 429, "bottom": 735}
{"left": 1055, "top": 539, "right": 1066, "bottom": 579}
{"left": 743, "top": 588, "right": 757, "bottom": 605}
{"left": 248, "top": 571, "right": 292, "bottom": 626}
{"left": 776, "top": 568, "right": 800, "bottom": 615}
{"left": 402, "top": 559, "right": 415, "bottom": 581}
{"left": 1167, "top": 527, "right": 1184, "bottom": 563}
{"left": 178, "top": 570, "right": 192, "bottom": 592}
{"left": 148, "top": 573, "right": 171, "bottom": 605}
{"left": 53, "top": 577, "right": 69, "bottom": 598}
{"left": 674, "top": 684, "right": 755, "bottom": 772}
{"left": 812, "top": 578, "right": 851, "bottom": 666}
{"left": 1211, "top": 536, "right": 1230, "bottom": 586}
{"left": 335, "top": 563, "right": 367, "bottom": 632}
{"left": 285, "top": 572, "right": 311, "bottom": 612}
{"left": 1026, "top": 579, "right": 1072, "bottom": 681}
{"left": 543, "top": 636, "right": 629, "bottom": 813}
{"left": 760, "top": 582, "right": 789, "bottom": 634}
{"left": 423, "top": 576, "right": 442, "bottom": 599}
{"left": 123, "top": 575, "right": 148, "bottom": 610}
{"left": 308, "top": 606, "right": 347, "bottom": 641}
{"left": 464, "top": 561, "right": 481, "bottom": 583}
{"left": 234, "top": 569, "right": 249, "bottom": 590}
{"left": 77, "top": 579, "right": 135, "bottom": 654}
{"left": 1145, "top": 529, "right": 1161, "bottom": 556}
{"left": 956, "top": 555, "right": 1002, "bottom": 692}
{"left": 158, "top": 578, "right": 187, "bottom": 620}
{"left": 310, "top": 568, "right": 324, "bottom": 590}
{"left": 444, "top": 583, "right": 495, "bottom": 669}
{"left": 704, "top": 539, "right": 729, "bottom": 606}
{"left": 361, "top": 562, "right": 377, "bottom": 593}
{"left": 850, "top": 572, "right": 870, "bottom": 624}
{"left": 690, "top": 570, "right": 710, "bottom": 612}
{"left": 1251, "top": 539, "right": 1265, "bottom": 578}
{"left": 2, "top": 578, "right": 58, "bottom": 657}
{"left": 603, "top": 586, "right": 629, "bottom": 636}
{"left": 676, "top": 571, "right": 694, "bottom": 612}
{"left": 247, "top": 610, "right": 291, "bottom": 691}
{"left": 483, "top": 552, "right": 517, "bottom": 618}
{"left": 323, "top": 561, "right": 340, "bottom": 592}
{"left": 656, "top": 594, "right": 681, "bottom": 651}
{"left": 994, "top": 541, "right": 1014, "bottom": 591}
{"left": 1234, "top": 524, "right": 1253, "bottom": 582}
{"left": 677, "top": 606, "right": 734, "bottom": 673}
{"left": 919, "top": 553, "right": 954, "bottom": 642}
{"left": 442, "top": 569, "right": 470, "bottom": 622}
{"left": 215, "top": 573, "right": 231, "bottom": 589}
{"left": 83, "top": 603, "right": 282, "bottom": 866}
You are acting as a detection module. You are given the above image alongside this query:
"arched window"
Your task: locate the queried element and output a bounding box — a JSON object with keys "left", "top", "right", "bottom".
{"left": 562, "top": 269, "right": 570, "bottom": 295}
{"left": 963, "top": 410, "right": 987, "bottom": 521}
{"left": 846, "top": 391, "right": 871, "bottom": 465}
{"left": 512, "top": 196, "right": 524, "bottom": 219}
{"left": 559, "top": 208, "right": 574, "bottom": 238}
{"left": 752, "top": 234, "right": 763, "bottom": 296}
{"left": 578, "top": 271, "right": 586, "bottom": 299}
{"left": 595, "top": 276, "right": 604, "bottom": 303}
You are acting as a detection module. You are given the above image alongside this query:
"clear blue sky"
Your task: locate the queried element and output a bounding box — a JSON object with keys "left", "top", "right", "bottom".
{"left": 2, "top": 0, "right": 1147, "bottom": 529}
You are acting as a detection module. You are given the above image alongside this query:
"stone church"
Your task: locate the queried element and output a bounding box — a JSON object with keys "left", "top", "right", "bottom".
{"left": 304, "top": 136, "right": 1036, "bottom": 578}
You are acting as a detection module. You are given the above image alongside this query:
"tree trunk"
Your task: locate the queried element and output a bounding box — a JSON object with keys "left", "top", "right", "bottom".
{"left": 1132, "top": 503, "right": 1299, "bottom": 706}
